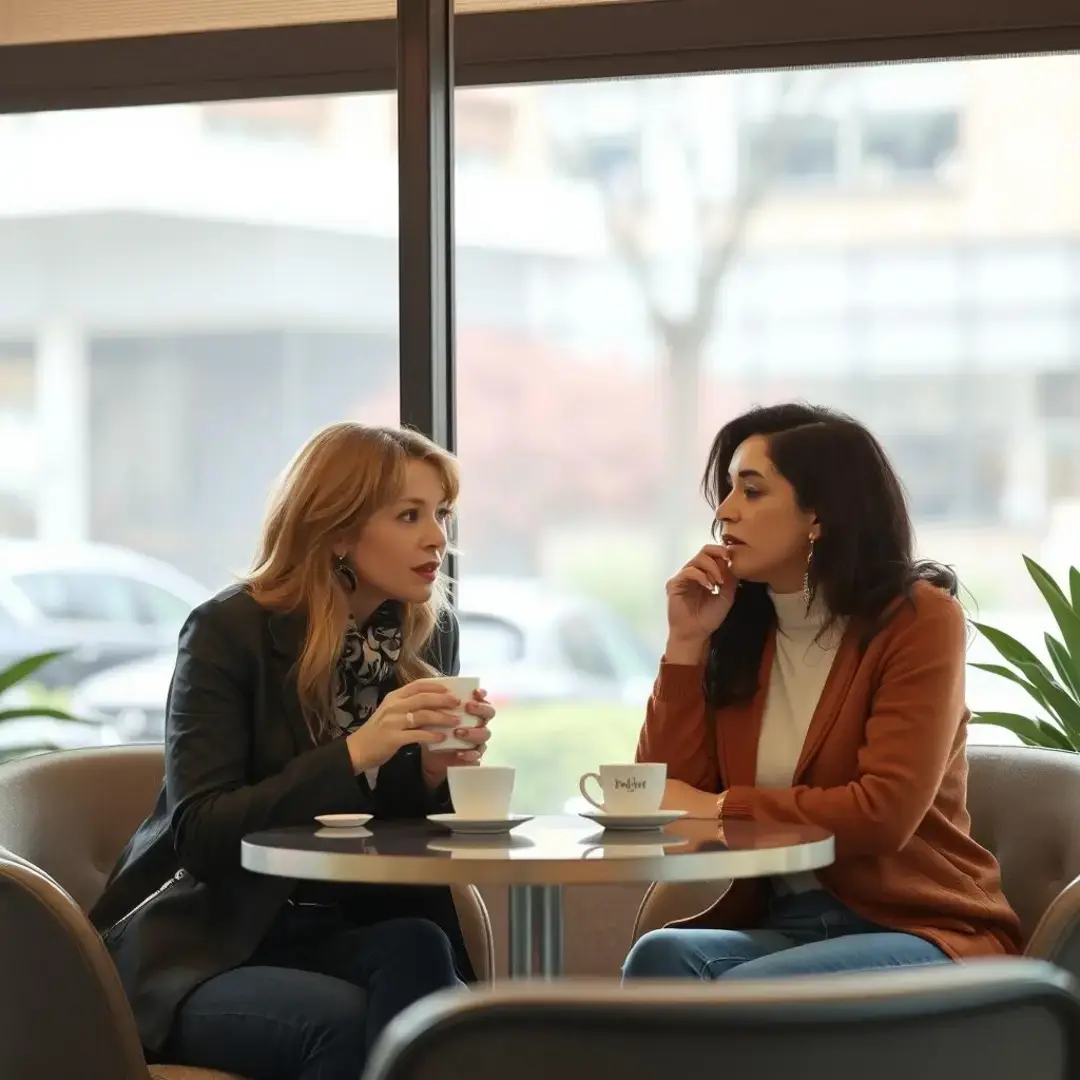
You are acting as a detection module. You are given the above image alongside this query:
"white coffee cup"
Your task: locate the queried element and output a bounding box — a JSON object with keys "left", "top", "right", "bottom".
{"left": 578, "top": 763, "right": 666, "bottom": 814}
{"left": 410, "top": 675, "right": 481, "bottom": 752}
{"left": 448, "top": 765, "right": 515, "bottom": 819}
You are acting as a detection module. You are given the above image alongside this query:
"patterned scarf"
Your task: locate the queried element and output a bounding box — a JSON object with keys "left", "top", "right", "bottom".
{"left": 330, "top": 602, "right": 404, "bottom": 737}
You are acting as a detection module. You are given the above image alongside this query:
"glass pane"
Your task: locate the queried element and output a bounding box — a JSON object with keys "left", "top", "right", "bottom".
{"left": 0, "top": 94, "right": 398, "bottom": 702}
{"left": 455, "top": 58, "right": 1080, "bottom": 813}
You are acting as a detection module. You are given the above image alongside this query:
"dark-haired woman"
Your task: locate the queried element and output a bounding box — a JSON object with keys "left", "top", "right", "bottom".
{"left": 622, "top": 403, "right": 1022, "bottom": 981}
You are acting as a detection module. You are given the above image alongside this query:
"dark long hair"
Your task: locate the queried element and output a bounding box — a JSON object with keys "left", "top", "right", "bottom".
{"left": 702, "top": 403, "right": 957, "bottom": 709}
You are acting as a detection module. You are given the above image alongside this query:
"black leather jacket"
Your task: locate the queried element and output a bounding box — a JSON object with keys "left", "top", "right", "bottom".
{"left": 88, "top": 585, "right": 469, "bottom": 1053}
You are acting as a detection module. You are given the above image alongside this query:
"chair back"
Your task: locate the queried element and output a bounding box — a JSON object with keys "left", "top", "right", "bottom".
{"left": 367, "top": 961, "right": 1080, "bottom": 1080}
{"left": 0, "top": 745, "right": 164, "bottom": 911}
{"left": 965, "top": 745, "right": 1080, "bottom": 941}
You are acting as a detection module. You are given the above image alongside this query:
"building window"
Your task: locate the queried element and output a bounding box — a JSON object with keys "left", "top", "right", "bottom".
{"left": 741, "top": 115, "right": 839, "bottom": 188}
{"left": 739, "top": 109, "right": 959, "bottom": 191}
{"left": 860, "top": 110, "right": 959, "bottom": 181}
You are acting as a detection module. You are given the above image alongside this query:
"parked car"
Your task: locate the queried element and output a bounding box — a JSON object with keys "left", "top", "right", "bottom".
{"left": 69, "top": 575, "right": 658, "bottom": 743}
{"left": 0, "top": 539, "right": 209, "bottom": 689}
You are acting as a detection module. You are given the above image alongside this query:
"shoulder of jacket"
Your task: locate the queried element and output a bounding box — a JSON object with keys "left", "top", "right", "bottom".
{"left": 181, "top": 583, "right": 269, "bottom": 647}
{"left": 878, "top": 579, "right": 965, "bottom": 649}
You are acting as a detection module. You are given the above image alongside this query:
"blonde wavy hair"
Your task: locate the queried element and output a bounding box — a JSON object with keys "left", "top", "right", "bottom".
{"left": 244, "top": 423, "right": 459, "bottom": 741}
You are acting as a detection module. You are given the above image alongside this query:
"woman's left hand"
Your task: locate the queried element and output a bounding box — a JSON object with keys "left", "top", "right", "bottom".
{"left": 421, "top": 688, "right": 495, "bottom": 787}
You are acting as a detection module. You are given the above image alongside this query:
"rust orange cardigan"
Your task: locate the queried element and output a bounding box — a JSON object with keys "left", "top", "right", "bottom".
{"left": 637, "top": 581, "right": 1023, "bottom": 959}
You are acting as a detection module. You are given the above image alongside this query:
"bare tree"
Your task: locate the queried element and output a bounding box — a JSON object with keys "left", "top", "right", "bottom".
{"left": 564, "top": 71, "right": 832, "bottom": 571}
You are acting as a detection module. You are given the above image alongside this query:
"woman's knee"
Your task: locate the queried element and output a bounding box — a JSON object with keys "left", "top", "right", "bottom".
{"left": 622, "top": 929, "right": 700, "bottom": 980}
{"left": 305, "top": 981, "right": 369, "bottom": 1059}
{"left": 377, "top": 917, "right": 458, "bottom": 982}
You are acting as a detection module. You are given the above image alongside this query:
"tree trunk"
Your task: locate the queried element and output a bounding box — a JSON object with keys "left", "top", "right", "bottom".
{"left": 660, "top": 337, "right": 704, "bottom": 576}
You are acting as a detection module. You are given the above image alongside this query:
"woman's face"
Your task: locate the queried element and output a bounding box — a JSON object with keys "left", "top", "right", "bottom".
{"left": 343, "top": 460, "right": 452, "bottom": 614}
{"left": 715, "top": 435, "right": 819, "bottom": 594}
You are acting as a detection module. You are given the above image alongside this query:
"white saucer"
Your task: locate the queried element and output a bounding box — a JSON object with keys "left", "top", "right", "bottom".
{"left": 427, "top": 813, "right": 533, "bottom": 835}
{"left": 315, "top": 813, "right": 373, "bottom": 829}
{"left": 578, "top": 809, "right": 687, "bottom": 831}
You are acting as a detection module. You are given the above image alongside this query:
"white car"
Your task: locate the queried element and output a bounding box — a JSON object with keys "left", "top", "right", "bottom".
{"left": 0, "top": 539, "right": 209, "bottom": 689}
{"left": 70, "top": 575, "right": 657, "bottom": 743}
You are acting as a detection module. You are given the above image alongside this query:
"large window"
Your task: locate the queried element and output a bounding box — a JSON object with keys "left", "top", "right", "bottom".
{"left": 454, "top": 57, "right": 1080, "bottom": 812}
{"left": 4, "top": 57, "right": 1078, "bottom": 800}
{"left": 0, "top": 94, "right": 400, "bottom": 712}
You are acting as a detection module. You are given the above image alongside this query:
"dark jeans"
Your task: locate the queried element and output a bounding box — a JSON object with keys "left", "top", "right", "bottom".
{"left": 623, "top": 888, "right": 950, "bottom": 981}
{"left": 165, "top": 905, "right": 464, "bottom": 1080}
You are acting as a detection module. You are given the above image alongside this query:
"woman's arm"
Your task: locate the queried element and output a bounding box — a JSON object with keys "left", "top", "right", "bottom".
{"left": 636, "top": 659, "right": 720, "bottom": 809}
{"left": 720, "top": 591, "right": 967, "bottom": 857}
{"left": 167, "top": 604, "right": 372, "bottom": 883}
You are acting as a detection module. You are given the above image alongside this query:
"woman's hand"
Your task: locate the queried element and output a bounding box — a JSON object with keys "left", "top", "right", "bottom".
{"left": 344, "top": 681, "right": 462, "bottom": 775}
{"left": 421, "top": 688, "right": 495, "bottom": 789}
{"left": 662, "top": 779, "right": 724, "bottom": 819}
{"left": 665, "top": 544, "right": 737, "bottom": 662}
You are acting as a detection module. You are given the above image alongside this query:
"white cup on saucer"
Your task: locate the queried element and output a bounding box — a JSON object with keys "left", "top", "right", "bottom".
{"left": 578, "top": 763, "right": 666, "bottom": 815}
{"left": 448, "top": 765, "right": 515, "bottom": 819}
{"left": 410, "top": 675, "right": 481, "bottom": 752}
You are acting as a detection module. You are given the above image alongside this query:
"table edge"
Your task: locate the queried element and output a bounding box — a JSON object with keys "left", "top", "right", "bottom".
{"left": 240, "top": 833, "right": 835, "bottom": 886}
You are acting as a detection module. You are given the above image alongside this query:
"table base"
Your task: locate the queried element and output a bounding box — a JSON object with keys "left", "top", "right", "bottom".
{"left": 508, "top": 884, "right": 563, "bottom": 978}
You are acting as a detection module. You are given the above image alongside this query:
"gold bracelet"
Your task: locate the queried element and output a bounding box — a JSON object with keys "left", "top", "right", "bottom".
{"left": 715, "top": 791, "right": 727, "bottom": 820}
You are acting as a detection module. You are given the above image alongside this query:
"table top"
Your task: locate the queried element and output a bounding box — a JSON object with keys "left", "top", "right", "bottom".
{"left": 241, "top": 815, "right": 834, "bottom": 887}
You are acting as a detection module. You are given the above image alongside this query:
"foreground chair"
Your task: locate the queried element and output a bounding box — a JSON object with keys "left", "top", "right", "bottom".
{"left": 0, "top": 746, "right": 494, "bottom": 1080}
{"left": 366, "top": 960, "right": 1080, "bottom": 1080}
{"left": 633, "top": 744, "right": 1080, "bottom": 974}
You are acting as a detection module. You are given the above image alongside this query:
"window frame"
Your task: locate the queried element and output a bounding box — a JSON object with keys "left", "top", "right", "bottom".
{"left": 4, "top": 1, "right": 1080, "bottom": 114}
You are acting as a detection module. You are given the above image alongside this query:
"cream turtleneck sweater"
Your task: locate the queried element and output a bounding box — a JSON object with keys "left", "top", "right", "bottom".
{"left": 756, "top": 590, "right": 845, "bottom": 893}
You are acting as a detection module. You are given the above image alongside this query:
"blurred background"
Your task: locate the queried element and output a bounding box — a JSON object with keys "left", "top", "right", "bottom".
{"left": 2, "top": 55, "right": 1077, "bottom": 808}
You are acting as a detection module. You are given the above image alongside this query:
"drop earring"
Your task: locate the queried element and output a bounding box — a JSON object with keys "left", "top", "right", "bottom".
{"left": 802, "top": 534, "right": 815, "bottom": 607}
{"left": 333, "top": 553, "right": 358, "bottom": 593}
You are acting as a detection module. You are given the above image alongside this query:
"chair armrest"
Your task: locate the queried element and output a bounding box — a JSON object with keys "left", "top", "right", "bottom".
{"left": 452, "top": 883, "right": 495, "bottom": 983}
{"left": 1025, "top": 873, "right": 1080, "bottom": 979}
{"left": 631, "top": 880, "right": 731, "bottom": 943}
{"left": 0, "top": 850, "right": 148, "bottom": 1080}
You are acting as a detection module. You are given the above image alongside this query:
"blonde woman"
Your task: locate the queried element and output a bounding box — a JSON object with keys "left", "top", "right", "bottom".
{"left": 89, "top": 424, "right": 495, "bottom": 1080}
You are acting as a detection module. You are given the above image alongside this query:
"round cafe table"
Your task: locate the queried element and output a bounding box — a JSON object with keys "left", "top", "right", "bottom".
{"left": 241, "top": 815, "right": 834, "bottom": 979}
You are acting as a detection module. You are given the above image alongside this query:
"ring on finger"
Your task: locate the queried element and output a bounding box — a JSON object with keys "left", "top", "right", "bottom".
{"left": 405, "top": 711, "right": 415, "bottom": 729}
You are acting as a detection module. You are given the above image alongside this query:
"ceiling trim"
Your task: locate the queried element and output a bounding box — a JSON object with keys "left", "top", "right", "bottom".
{"left": 2, "top": 0, "right": 1080, "bottom": 111}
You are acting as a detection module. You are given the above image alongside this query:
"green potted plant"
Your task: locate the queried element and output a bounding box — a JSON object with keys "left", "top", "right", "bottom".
{"left": 0, "top": 651, "right": 79, "bottom": 762}
{"left": 969, "top": 556, "right": 1080, "bottom": 750}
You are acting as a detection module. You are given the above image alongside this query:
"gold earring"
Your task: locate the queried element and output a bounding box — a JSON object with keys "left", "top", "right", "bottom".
{"left": 802, "top": 534, "right": 815, "bottom": 607}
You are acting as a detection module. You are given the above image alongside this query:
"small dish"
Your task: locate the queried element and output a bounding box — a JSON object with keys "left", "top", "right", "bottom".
{"left": 315, "top": 813, "right": 373, "bottom": 829}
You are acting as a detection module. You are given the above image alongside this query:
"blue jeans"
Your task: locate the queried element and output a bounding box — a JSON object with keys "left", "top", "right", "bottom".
{"left": 165, "top": 905, "right": 464, "bottom": 1079}
{"left": 623, "top": 888, "right": 950, "bottom": 981}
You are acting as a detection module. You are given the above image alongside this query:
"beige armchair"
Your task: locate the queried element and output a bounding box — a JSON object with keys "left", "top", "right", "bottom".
{"left": 0, "top": 745, "right": 494, "bottom": 1080}
{"left": 632, "top": 745, "right": 1080, "bottom": 973}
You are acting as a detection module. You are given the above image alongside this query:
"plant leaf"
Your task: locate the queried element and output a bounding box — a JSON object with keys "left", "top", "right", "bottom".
{"left": 0, "top": 708, "right": 78, "bottom": 723}
{"left": 969, "top": 662, "right": 1049, "bottom": 710}
{"left": 971, "top": 710, "right": 1075, "bottom": 750}
{"left": 0, "top": 651, "right": 68, "bottom": 696}
{"left": 1024, "top": 556, "right": 1080, "bottom": 674}
{"left": 1036, "top": 719, "right": 1076, "bottom": 752}
{"left": 1017, "top": 662, "right": 1080, "bottom": 744}
{"left": 1072, "top": 566, "right": 1080, "bottom": 618}
{"left": 1045, "top": 633, "right": 1080, "bottom": 701}
{"left": 971, "top": 622, "right": 1056, "bottom": 684}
